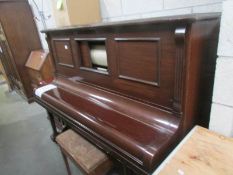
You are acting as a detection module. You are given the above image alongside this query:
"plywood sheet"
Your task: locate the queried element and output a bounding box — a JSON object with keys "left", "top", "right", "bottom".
{"left": 155, "top": 126, "right": 233, "bottom": 175}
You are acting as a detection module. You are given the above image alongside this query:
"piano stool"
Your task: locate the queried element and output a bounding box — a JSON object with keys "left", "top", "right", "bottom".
{"left": 56, "top": 129, "right": 113, "bottom": 175}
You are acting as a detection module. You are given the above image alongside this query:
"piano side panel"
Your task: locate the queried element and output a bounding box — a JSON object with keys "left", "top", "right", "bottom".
{"left": 182, "top": 18, "right": 220, "bottom": 134}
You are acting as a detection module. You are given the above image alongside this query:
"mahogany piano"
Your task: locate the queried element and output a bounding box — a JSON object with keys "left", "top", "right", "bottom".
{"left": 34, "top": 13, "right": 220, "bottom": 175}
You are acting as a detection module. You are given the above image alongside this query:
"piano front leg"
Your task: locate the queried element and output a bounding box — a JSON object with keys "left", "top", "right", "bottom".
{"left": 47, "top": 111, "right": 58, "bottom": 142}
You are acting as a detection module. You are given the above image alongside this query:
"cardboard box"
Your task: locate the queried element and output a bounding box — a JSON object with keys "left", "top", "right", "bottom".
{"left": 51, "top": 0, "right": 101, "bottom": 27}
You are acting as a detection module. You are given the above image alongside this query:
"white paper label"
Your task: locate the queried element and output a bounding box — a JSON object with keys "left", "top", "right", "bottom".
{"left": 35, "top": 84, "right": 57, "bottom": 98}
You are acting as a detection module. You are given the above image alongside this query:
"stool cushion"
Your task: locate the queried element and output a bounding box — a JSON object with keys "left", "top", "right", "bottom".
{"left": 56, "top": 129, "right": 110, "bottom": 173}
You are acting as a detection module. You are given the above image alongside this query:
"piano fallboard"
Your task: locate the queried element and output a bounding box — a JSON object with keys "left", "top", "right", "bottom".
{"left": 35, "top": 78, "right": 180, "bottom": 174}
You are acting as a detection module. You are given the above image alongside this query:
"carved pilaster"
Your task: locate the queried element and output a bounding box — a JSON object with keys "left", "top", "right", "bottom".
{"left": 173, "top": 27, "right": 186, "bottom": 115}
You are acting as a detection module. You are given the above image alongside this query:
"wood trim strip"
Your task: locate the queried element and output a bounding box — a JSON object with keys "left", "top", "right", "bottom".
{"left": 74, "top": 38, "right": 106, "bottom": 41}
{"left": 173, "top": 27, "right": 187, "bottom": 115}
{"left": 115, "top": 37, "right": 160, "bottom": 41}
{"left": 52, "top": 38, "right": 71, "bottom": 41}
{"left": 79, "top": 67, "right": 109, "bottom": 75}
{"left": 58, "top": 63, "right": 75, "bottom": 68}
{"left": 119, "top": 75, "right": 159, "bottom": 86}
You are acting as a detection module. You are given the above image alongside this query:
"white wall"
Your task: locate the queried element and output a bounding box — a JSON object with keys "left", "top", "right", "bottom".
{"left": 209, "top": 0, "right": 233, "bottom": 137}
{"left": 28, "top": 0, "right": 56, "bottom": 49}
{"left": 100, "top": 0, "right": 223, "bottom": 22}
{"left": 29, "top": 0, "right": 223, "bottom": 48}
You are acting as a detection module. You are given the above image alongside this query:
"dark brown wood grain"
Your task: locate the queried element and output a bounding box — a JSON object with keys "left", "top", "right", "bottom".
{"left": 52, "top": 38, "right": 75, "bottom": 68}
{"left": 0, "top": 0, "right": 42, "bottom": 101}
{"left": 36, "top": 13, "right": 221, "bottom": 175}
{"left": 173, "top": 27, "right": 186, "bottom": 115}
{"left": 116, "top": 38, "right": 160, "bottom": 86}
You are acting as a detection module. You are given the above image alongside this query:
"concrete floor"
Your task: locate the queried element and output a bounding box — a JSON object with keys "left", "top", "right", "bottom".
{"left": 0, "top": 81, "right": 81, "bottom": 175}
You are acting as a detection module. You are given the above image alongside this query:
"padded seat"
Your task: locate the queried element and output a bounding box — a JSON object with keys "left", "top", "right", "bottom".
{"left": 56, "top": 129, "right": 112, "bottom": 175}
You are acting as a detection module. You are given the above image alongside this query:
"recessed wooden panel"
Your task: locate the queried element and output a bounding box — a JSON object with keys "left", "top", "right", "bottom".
{"left": 115, "top": 38, "right": 160, "bottom": 86}
{"left": 53, "top": 38, "right": 75, "bottom": 68}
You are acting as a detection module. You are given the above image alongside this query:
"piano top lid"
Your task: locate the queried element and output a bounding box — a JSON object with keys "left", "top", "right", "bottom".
{"left": 41, "top": 13, "right": 221, "bottom": 33}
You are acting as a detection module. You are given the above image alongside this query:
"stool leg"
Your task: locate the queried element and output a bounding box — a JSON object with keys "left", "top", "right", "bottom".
{"left": 61, "top": 151, "right": 72, "bottom": 175}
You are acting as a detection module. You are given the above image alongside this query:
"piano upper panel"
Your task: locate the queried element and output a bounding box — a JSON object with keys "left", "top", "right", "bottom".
{"left": 47, "top": 23, "right": 179, "bottom": 111}
{"left": 44, "top": 13, "right": 221, "bottom": 126}
{"left": 43, "top": 13, "right": 221, "bottom": 127}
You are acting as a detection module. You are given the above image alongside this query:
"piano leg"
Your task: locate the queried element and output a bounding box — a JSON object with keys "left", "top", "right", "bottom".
{"left": 60, "top": 149, "right": 72, "bottom": 175}
{"left": 47, "top": 111, "right": 58, "bottom": 142}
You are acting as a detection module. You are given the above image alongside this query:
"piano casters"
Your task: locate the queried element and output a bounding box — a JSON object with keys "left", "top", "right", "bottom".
{"left": 47, "top": 111, "right": 58, "bottom": 142}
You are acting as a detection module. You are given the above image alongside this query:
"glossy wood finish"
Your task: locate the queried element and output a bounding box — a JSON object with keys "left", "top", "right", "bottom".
{"left": 0, "top": 0, "right": 42, "bottom": 101}
{"left": 116, "top": 38, "right": 160, "bottom": 86}
{"left": 40, "top": 78, "right": 180, "bottom": 171}
{"left": 36, "top": 13, "right": 220, "bottom": 174}
{"left": 53, "top": 38, "right": 75, "bottom": 68}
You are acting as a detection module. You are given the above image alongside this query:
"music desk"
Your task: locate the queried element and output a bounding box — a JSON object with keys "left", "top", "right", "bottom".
{"left": 153, "top": 126, "right": 233, "bottom": 175}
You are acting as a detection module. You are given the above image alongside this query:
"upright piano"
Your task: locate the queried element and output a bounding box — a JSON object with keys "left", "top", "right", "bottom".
{"left": 34, "top": 13, "right": 220, "bottom": 175}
